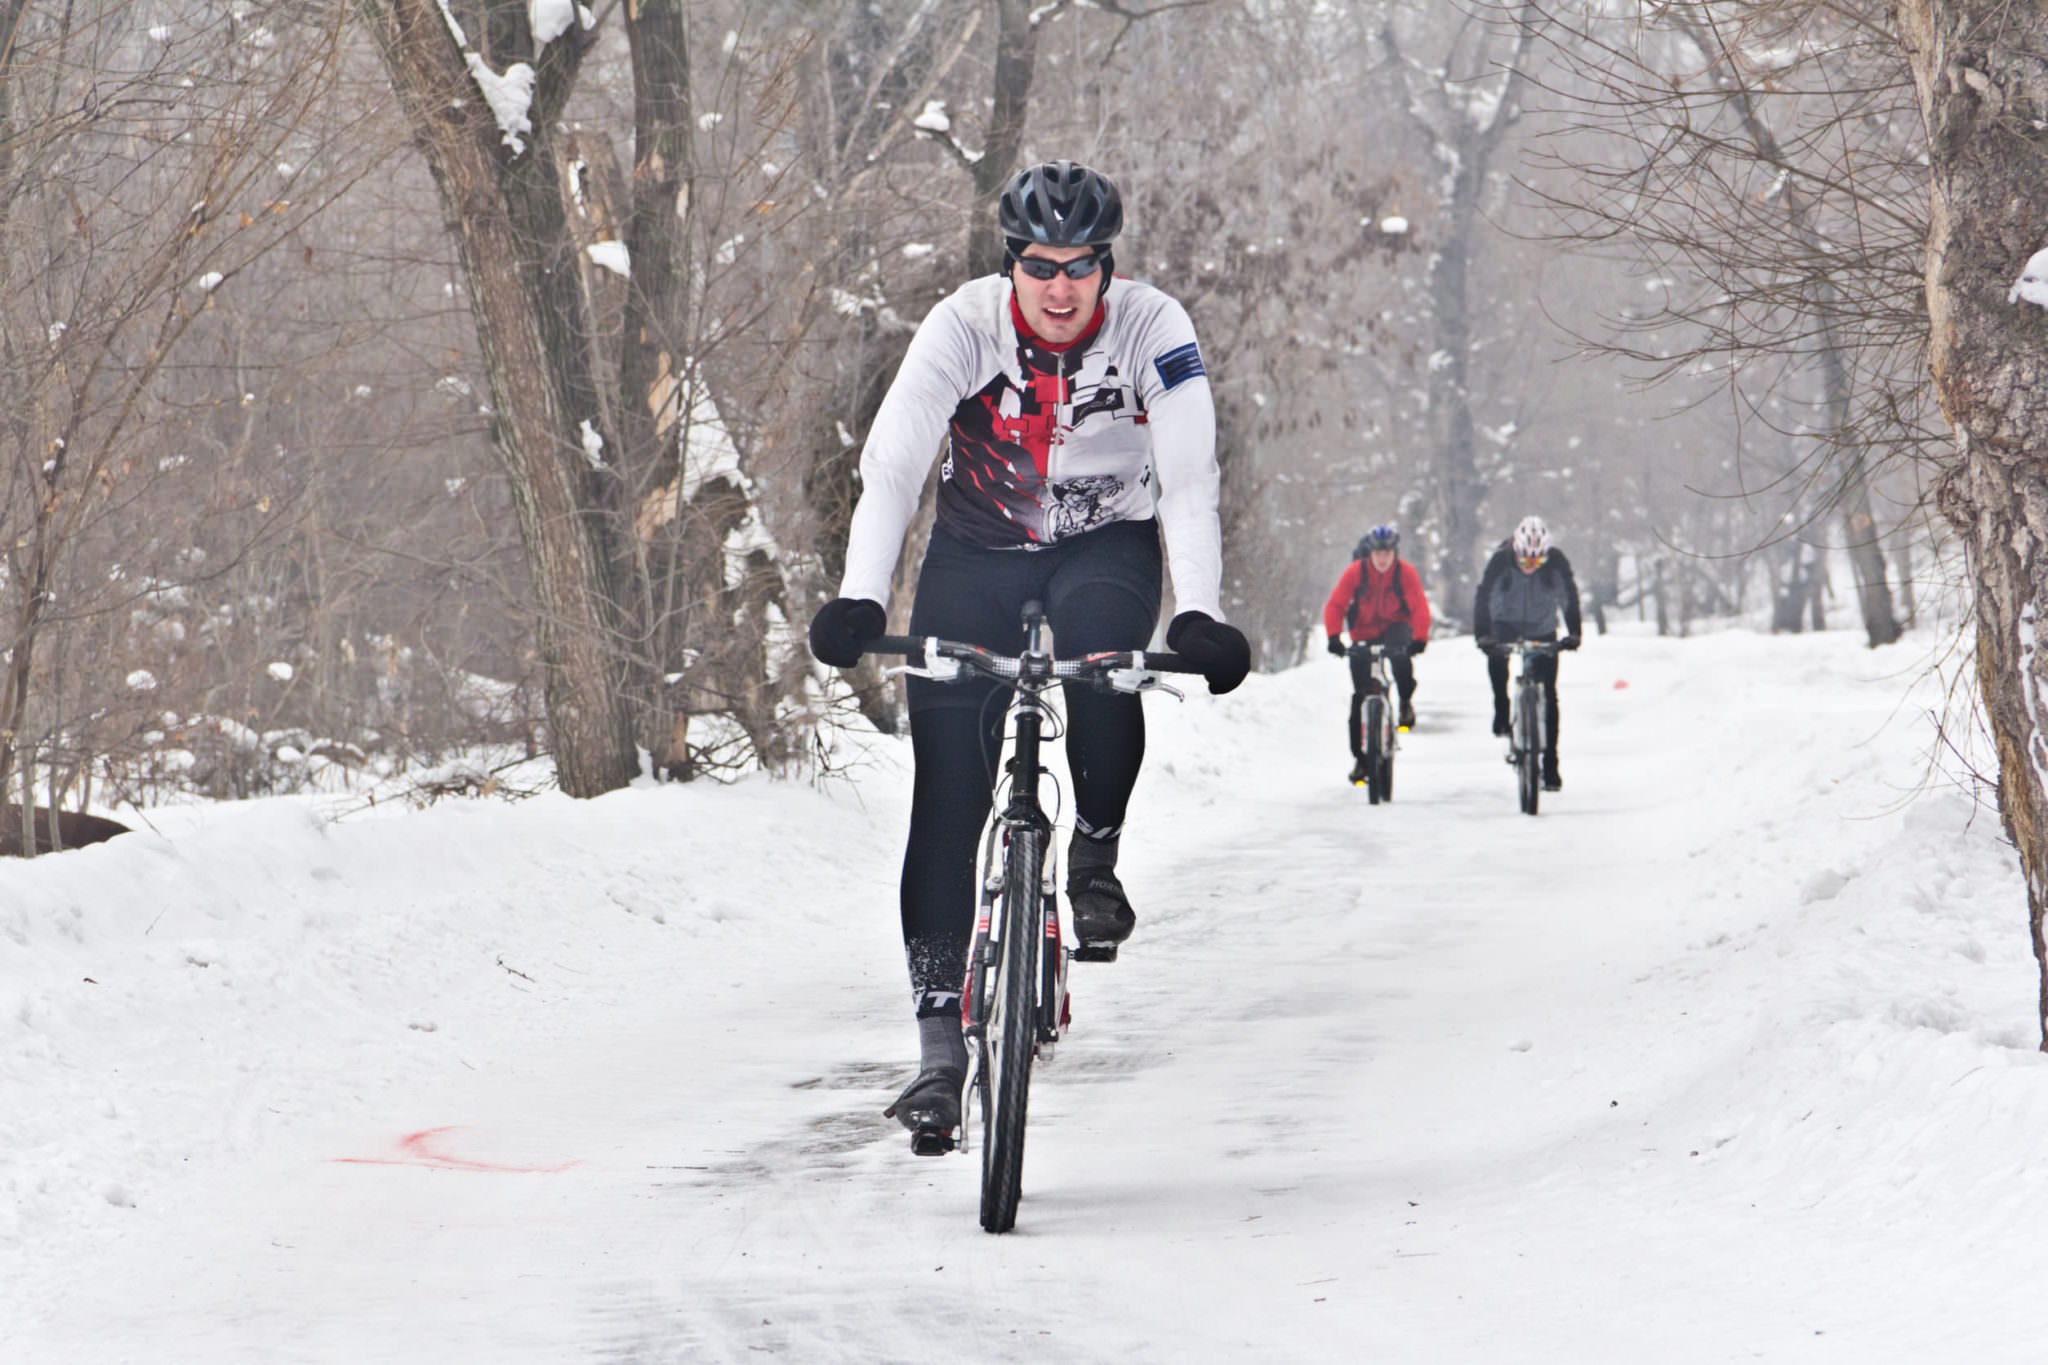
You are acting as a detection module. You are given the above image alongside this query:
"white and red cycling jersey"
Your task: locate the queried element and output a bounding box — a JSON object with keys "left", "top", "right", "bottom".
{"left": 837, "top": 272, "right": 1224, "bottom": 623}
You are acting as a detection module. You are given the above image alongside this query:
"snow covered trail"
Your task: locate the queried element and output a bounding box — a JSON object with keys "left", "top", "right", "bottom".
{"left": 6, "top": 627, "right": 2047, "bottom": 1362}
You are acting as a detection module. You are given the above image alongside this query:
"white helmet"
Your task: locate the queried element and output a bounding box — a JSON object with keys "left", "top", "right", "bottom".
{"left": 1512, "top": 515, "right": 1551, "bottom": 561}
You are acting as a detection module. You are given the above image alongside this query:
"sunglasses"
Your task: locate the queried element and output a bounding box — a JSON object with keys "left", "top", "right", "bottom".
{"left": 1014, "top": 251, "right": 1105, "bottom": 281}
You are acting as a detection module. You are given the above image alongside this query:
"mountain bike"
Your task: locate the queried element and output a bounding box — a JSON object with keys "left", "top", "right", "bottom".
{"left": 1502, "top": 640, "right": 1559, "bottom": 815}
{"left": 864, "top": 602, "right": 1200, "bottom": 1233}
{"left": 1345, "top": 640, "right": 1405, "bottom": 804}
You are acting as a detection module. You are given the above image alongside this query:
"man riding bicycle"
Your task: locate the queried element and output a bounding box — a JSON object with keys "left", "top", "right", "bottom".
{"left": 1472, "top": 515, "right": 1582, "bottom": 791}
{"left": 1322, "top": 523, "right": 1431, "bottom": 784}
{"left": 807, "top": 160, "right": 1250, "bottom": 1149}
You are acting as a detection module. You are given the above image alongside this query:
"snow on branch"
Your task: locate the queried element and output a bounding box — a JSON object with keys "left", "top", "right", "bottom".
{"left": 2009, "top": 248, "right": 2048, "bottom": 308}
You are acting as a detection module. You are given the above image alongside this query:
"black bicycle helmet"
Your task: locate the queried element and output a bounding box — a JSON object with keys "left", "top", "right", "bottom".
{"left": 997, "top": 160, "right": 1123, "bottom": 247}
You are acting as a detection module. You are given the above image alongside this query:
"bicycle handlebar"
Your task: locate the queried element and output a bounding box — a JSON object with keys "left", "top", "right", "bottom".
{"left": 864, "top": 634, "right": 1206, "bottom": 689}
{"left": 1483, "top": 638, "right": 1566, "bottom": 659}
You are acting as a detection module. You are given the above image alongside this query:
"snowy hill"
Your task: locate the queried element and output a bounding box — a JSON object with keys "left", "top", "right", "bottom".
{"left": 5, "top": 625, "right": 2043, "bottom": 1363}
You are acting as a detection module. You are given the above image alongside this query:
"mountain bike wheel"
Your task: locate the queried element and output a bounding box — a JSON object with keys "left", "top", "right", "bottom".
{"left": 1363, "top": 695, "right": 1386, "bottom": 805}
{"left": 1380, "top": 727, "right": 1396, "bottom": 802}
{"left": 979, "top": 825, "right": 1042, "bottom": 1233}
{"left": 1516, "top": 682, "right": 1541, "bottom": 815}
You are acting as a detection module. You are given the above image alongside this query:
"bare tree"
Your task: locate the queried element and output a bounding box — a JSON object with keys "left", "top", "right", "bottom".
{"left": 1520, "top": 0, "right": 1927, "bottom": 645}
{"left": 1894, "top": 0, "right": 2048, "bottom": 1044}
{"left": 1366, "top": 3, "right": 1544, "bottom": 621}
{"left": 351, "top": 0, "right": 642, "bottom": 797}
{"left": 0, "top": 0, "right": 375, "bottom": 845}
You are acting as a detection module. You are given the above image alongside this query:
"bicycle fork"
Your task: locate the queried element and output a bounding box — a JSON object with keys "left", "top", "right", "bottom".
{"left": 961, "top": 677, "right": 1070, "bottom": 1074}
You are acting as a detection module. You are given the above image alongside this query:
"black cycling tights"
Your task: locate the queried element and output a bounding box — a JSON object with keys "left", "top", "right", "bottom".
{"left": 900, "top": 679, "right": 1146, "bottom": 1013}
{"left": 897, "top": 521, "right": 1163, "bottom": 1014}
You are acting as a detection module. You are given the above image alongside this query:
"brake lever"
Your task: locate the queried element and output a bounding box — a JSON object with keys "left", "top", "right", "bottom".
{"left": 888, "top": 657, "right": 963, "bottom": 682}
{"left": 1106, "top": 668, "right": 1183, "bottom": 699}
{"left": 885, "top": 638, "right": 962, "bottom": 682}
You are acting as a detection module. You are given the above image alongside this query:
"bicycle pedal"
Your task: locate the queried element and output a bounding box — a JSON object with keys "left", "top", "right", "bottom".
{"left": 908, "top": 1126, "right": 958, "bottom": 1157}
{"left": 1072, "top": 942, "right": 1119, "bottom": 963}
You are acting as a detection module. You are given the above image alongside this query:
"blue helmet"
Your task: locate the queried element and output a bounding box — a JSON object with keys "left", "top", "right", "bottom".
{"left": 1354, "top": 524, "right": 1399, "bottom": 559}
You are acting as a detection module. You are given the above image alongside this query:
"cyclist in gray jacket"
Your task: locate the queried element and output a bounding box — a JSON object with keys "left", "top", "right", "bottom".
{"left": 1472, "top": 515, "right": 1582, "bottom": 790}
{"left": 807, "top": 160, "right": 1250, "bottom": 1149}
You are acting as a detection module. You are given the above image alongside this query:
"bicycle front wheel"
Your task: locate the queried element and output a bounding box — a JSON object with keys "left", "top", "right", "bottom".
{"left": 1363, "top": 696, "right": 1386, "bottom": 806}
{"left": 979, "top": 826, "right": 1043, "bottom": 1233}
{"left": 1516, "top": 682, "right": 1541, "bottom": 815}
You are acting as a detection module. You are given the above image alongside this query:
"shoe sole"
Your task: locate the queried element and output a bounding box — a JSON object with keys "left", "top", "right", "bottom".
{"left": 908, "top": 1126, "right": 957, "bottom": 1156}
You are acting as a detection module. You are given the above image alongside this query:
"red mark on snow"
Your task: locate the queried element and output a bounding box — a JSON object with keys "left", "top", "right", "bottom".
{"left": 334, "top": 1127, "right": 576, "bottom": 1174}
{"left": 1613, "top": 679, "right": 1629, "bottom": 690}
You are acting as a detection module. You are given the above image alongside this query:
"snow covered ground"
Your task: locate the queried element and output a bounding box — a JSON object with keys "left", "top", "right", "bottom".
{"left": 6, "top": 623, "right": 2046, "bottom": 1363}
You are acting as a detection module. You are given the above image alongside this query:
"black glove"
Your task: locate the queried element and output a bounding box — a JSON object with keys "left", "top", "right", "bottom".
{"left": 1167, "top": 611, "right": 1251, "bottom": 695}
{"left": 1475, "top": 634, "right": 1496, "bottom": 652}
{"left": 1410, "top": 639, "right": 1427, "bottom": 656}
{"left": 808, "top": 597, "right": 886, "bottom": 668}
{"left": 1326, "top": 636, "right": 1346, "bottom": 658}
{"left": 1560, "top": 635, "right": 1581, "bottom": 651}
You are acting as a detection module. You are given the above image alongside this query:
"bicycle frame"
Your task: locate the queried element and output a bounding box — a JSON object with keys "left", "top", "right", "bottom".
{"left": 963, "top": 609, "right": 1064, "bottom": 1064}
{"left": 864, "top": 602, "right": 1201, "bottom": 1232}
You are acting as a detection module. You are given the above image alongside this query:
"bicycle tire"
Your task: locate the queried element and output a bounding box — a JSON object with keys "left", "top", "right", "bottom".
{"left": 1516, "top": 680, "right": 1541, "bottom": 815}
{"left": 979, "top": 826, "right": 1042, "bottom": 1233}
{"left": 1364, "top": 696, "right": 1386, "bottom": 805}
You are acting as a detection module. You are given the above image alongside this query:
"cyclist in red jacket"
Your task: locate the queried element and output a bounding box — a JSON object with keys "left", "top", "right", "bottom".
{"left": 1323, "top": 524, "right": 1432, "bottom": 783}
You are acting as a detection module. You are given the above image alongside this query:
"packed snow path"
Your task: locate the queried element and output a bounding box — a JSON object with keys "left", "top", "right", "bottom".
{"left": 6, "top": 628, "right": 2044, "bottom": 1362}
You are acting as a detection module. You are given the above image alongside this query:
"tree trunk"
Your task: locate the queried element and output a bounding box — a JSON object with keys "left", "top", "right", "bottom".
{"left": 355, "top": 0, "right": 637, "bottom": 797}
{"left": 1384, "top": 8, "right": 1539, "bottom": 623}
{"left": 965, "top": 0, "right": 1041, "bottom": 279}
{"left": 1818, "top": 338, "right": 1900, "bottom": 646}
{"left": 1424, "top": 172, "right": 1484, "bottom": 620}
{"left": 616, "top": 0, "right": 699, "bottom": 766}
{"left": 1897, "top": 0, "right": 2048, "bottom": 1045}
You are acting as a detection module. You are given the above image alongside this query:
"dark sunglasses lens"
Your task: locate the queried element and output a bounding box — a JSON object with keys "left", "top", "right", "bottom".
{"left": 1018, "top": 254, "right": 1101, "bottom": 280}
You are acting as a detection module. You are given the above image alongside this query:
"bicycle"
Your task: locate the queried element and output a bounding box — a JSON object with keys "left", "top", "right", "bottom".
{"left": 863, "top": 602, "right": 1202, "bottom": 1233}
{"left": 1498, "top": 640, "right": 1559, "bottom": 815}
{"left": 1345, "top": 641, "right": 1406, "bottom": 804}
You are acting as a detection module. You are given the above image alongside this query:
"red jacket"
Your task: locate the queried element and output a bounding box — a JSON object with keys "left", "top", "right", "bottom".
{"left": 1323, "top": 557, "right": 1432, "bottom": 643}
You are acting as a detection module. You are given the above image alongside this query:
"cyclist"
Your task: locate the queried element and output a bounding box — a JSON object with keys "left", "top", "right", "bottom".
{"left": 1322, "top": 523, "right": 1431, "bottom": 783}
{"left": 807, "top": 160, "right": 1250, "bottom": 1149}
{"left": 1472, "top": 514, "right": 1582, "bottom": 791}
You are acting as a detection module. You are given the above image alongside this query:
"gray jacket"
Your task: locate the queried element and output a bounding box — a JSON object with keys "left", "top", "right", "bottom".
{"left": 1473, "top": 543, "right": 1582, "bottom": 642}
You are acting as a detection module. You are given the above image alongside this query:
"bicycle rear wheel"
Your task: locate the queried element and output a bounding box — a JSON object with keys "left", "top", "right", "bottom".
{"left": 1516, "top": 681, "right": 1541, "bottom": 815}
{"left": 979, "top": 826, "right": 1043, "bottom": 1233}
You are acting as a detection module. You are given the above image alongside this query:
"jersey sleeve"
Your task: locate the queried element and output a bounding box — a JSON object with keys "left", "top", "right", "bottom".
{"left": 836, "top": 297, "right": 982, "bottom": 607}
{"left": 1473, "top": 548, "right": 1506, "bottom": 637}
{"left": 1131, "top": 293, "right": 1223, "bottom": 622}
{"left": 1554, "top": 549, "right": 1584, "bottom": 637}
{"left": 1402, "top": 561, "right": 1433, "bottom": 642}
